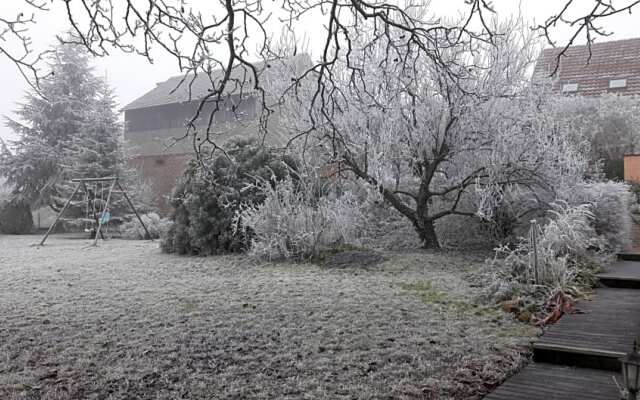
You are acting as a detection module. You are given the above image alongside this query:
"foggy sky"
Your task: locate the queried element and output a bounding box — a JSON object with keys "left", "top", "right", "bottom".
{"left": 0, "top": 0, "right": 638, "bottom": 143}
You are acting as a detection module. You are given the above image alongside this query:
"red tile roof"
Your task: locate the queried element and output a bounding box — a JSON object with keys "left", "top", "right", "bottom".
{"left": 533, "top": 37, "right": 640, "bottom": 96}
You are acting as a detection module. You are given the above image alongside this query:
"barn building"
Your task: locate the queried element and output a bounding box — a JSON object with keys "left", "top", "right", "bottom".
{"left": 123, "top": 58, "right": 307, "bottom": 213}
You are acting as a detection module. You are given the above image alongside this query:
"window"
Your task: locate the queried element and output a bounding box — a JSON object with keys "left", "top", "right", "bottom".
{"left": 561, "top": 83, "right": 579, "bottom": 93}
{"left": 213, "top": 96, "right": 257, "bottom": 123}
{"left": 609, "top": 79, "right": 627, "bottom": 89}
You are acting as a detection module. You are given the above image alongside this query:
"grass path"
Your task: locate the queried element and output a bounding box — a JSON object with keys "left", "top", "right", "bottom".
{"left": 0, "top": 235, "right": 537, "bottom": 399}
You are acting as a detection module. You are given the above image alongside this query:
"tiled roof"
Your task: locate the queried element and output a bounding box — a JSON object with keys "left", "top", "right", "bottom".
{"left": 533, "top": 37, "right": 640, "bottom": 96}
{"left": 123, "top": 55, "right": 311, "bottom": 110}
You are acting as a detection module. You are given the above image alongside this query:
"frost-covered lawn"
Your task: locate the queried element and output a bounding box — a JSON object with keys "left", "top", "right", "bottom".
{"left": 0, "top": 235, "right": 537, "bottom": 400}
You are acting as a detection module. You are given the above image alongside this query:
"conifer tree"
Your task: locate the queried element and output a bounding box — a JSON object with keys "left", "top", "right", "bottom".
{"left": 0, "top": 41, "right": 127, "bottom": 214}
{"left": 66, "top": 81, "right": 125, "bottom": 181}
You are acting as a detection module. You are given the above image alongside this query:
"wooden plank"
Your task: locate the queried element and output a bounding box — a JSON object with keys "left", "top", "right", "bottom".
{"left": 486, "top": 261, "right": 639, "bottom": 398}
{"left": 533, "top": 343, "right": 624, "bottom": 358}
{"left": 484, "top": 363, "right": 621, "bottom": 400}
{"left": 70, "top": 176, "right": 117, "bottom": 182}
{"left": 533, "top": 287, "right": 640, "bottom": 368}
{"left": 598, "top": 260, "right": 640, "bottom": 288}
{"left": 618, "top": 253, "right": 640, "bottom": 262}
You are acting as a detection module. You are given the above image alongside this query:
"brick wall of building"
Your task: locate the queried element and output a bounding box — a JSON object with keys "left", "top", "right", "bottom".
{"left": 129, "top": 154, "right": 192, "bottom": 214}
{"left": 624, "top": 155, "right": 640, "bottom": 183}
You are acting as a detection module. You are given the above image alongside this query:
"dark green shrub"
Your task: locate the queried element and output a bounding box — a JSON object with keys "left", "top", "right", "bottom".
{"left": 602, "top": 158, "right": 624, "bottom": 181}
{"left": 631, "top": 182, "right": 640, "bottom": 204}
{"left": 0, "top": 199, "right": 33, "bottom": 234}
{"left": 161, "top": 139, "right": 294, "bottom": 255}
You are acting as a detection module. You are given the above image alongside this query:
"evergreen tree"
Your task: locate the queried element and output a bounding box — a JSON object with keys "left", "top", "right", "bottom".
{"left": 161, "top": 139, "right": 296, "bottom": 255}
{"left": 66, "top": 81, "right": 125, "bottom": 180}
{"left": 0, "top": 41, "right": 127, "bottom": 214}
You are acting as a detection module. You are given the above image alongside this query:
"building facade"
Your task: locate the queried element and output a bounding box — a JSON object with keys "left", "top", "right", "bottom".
{"left": 123, "top": 57, "right": 308, "bottom": 213}
{"left": 124, "top": 87, "right": 260, "bottom": 212}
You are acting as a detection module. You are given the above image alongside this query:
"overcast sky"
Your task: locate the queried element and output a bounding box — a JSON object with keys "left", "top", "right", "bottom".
{"left": 0, "top": 0, "right": 638, "bottom": 142}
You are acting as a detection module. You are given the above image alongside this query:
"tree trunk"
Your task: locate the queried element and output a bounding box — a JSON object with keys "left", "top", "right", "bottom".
{"left": 416, "top": 219, "right": 440, "bottom": 249}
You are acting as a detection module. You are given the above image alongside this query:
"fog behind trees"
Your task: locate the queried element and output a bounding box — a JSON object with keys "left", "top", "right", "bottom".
{"left": 0, "top": 0, "right": 638, "bottom": 143}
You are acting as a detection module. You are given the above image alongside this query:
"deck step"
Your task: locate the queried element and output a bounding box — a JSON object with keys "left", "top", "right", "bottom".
{"left": 484, "top": 363, "right": 621, "bottom": 400}
{"left": 598, "top": 275, "right": 640, "bottom": 289}
{"left": 533, "top": 343, "right": 623, "bottom": 371}
{"left": 532, "top": 288, "right": 640, "bottom": 370}
{"left": 618, "top": 252, "right": 640, "bottom": 261}
{"left": 598, "top": 260, "right": 640, "bottom": 288}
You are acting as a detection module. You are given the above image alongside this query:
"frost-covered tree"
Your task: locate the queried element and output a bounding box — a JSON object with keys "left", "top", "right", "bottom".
{"left": 65, "top": 81, "right": 125, "bottom": 180}
{"left": 0, "top": 41, "right": 126, "bottom": 211}
{"left": 2, "top": 1, "right": 638, "bottom": 160}
{"left": 278, "top": 21, "right": 593, "bottom": 249}
{"left": 0, "top": 42, "right": 98, "bottom": 208}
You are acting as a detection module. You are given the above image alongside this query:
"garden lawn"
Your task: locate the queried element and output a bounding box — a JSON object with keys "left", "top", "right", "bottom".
{"left": 0, "top": 235, "right": 537, "bottom": 400}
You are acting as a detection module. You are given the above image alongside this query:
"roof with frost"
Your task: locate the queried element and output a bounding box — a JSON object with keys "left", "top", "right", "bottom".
{"left": 533, "top": 37, "right": 640, "bottom": 96}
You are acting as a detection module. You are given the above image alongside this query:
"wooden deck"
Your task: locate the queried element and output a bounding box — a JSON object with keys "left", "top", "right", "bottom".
{"left": 533, "top": 287, "right": 640, "bottom": 369}
{"left": 484, "top": 363, "right": 620, "bottom": 400}
{"left": 483, "top": 254, "right": 640, "bottom": 399}
{"left": 598, "top": 260, "right": 640, "bottom": 288}
{"left": 619, "top": 252, "right": 640, "bottom": 262}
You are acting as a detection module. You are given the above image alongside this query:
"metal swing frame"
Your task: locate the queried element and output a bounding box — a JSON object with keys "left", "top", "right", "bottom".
{"left": 38, "top": 176, "right": 152, "bottom": 246}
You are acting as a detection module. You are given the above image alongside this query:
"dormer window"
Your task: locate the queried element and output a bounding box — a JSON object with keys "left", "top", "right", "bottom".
{"left": 562, "top": 83, "right": 579, "bottom": 93}
{"left": 609, "top": 78, "right": 627, "bottom": 89}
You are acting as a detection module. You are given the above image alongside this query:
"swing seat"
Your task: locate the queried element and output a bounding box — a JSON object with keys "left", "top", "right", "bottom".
{"left": 100, "top": 212, "right": 111, "bottom": 224}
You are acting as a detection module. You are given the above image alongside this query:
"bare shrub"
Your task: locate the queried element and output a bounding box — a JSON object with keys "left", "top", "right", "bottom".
{"left": 237, "top": 171, "right": 368, "bottom": 260}
{"left": 558, "top": 181, "right": 632, "bottom": 253}
{"left": 119, "top": 212, "right": 170, "bottom": 240}
{"left": 482, "top": 201, "right": 612, "bottom": 319}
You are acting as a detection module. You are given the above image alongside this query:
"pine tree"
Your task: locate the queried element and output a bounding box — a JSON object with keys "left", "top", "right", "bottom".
{"left": 66, "top": 81, "right": 126, "bottom": 180}
{"left": 0, "top": 41, "right": 128, "bottom": 214}
{"left": 0, "top": 42, "right": 98, "bottom": 209}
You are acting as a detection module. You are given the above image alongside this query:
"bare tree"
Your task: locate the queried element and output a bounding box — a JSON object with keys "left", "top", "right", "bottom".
{"left": 1, "top": 1, "right": 638, "bottom": 155}
{"left": 535, "top": 0, "right": 640, "bottom": 73}
{"left": 0, "top": 1, "right": 501, "bottom": 154}
{"left": 276, "top": 19, "right": 593, "bottom": 248}
{"left": 0, "top": 1, "right": 53, "bottom": 93}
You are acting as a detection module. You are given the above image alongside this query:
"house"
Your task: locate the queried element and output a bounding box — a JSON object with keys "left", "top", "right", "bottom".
{"left": 534, "top": 37, "right": 640, "bottom": 182}
{"left": 123, "top": 57, "right": 308, "bottom": 213}
{"left": 533, "top": 37, "right": 640, "bottom": 96}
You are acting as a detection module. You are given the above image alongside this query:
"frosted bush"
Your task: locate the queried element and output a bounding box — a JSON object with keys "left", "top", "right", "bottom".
{"left": 120, "top": 212, "right": 170, "bottom": 240}
{"left": 160, "top": 139, "right": 293, "bottom": 255}
{"left": 0, "top": 177, "right": 10, "bottom": 206}
{"left": 538, "top": 201, "right": 603, "bottom": 257}
{"left": 558, "top": 181, "right": 631, "bottom": 252}
{"left": 237, "top": 172, "right": 367, "bottom": 260}
{"left": 450, "top": 180, "right": 631, "bottom": 252}
{"left": 484, "top": 201, "right": 605, "bottom": 309}
{"left": 0, "top": 199, "right": 33, "bottom": 235}
{"left": 481, "top": 180, "right": 631, "bottom": 319}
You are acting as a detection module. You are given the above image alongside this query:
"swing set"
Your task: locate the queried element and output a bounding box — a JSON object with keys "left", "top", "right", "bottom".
{"left": 38, "top": 176, "right": 151, "bottom": 246}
